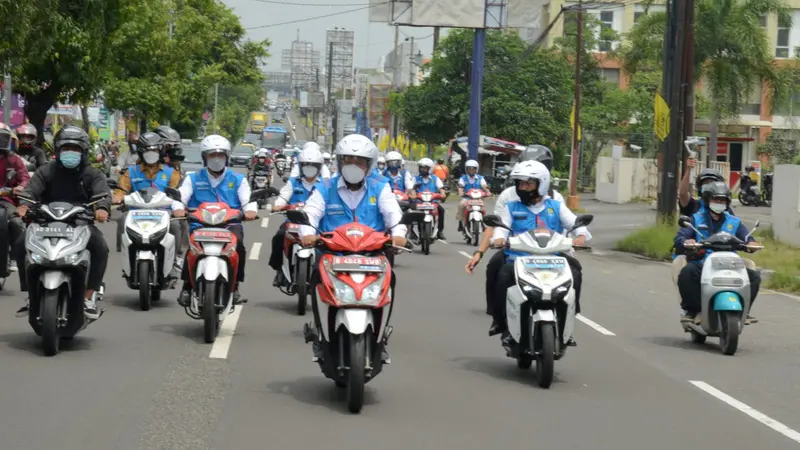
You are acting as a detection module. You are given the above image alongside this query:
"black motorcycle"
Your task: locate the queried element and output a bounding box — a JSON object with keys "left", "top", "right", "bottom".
{"left": 738, "top": 172, "right": 771, "bottom": 207}
{"left": 250, "top": 169, "right": 271, "bottom": 209}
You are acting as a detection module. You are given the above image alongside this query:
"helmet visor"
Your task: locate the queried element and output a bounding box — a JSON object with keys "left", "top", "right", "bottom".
{"left": 0, "top": 134, "right": 10, "bottom": 150}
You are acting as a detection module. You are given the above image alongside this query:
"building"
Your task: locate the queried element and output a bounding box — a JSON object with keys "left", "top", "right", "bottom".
{"left": 325, "top": 28, "right": 355, "bottom": 96}
{"left": 382, "top": 41, "right": 422, "bottom": 87}
{"left": 263, "top": 71, "right": 292, "bottom": 93}
{"left": 281, "top": 37, "right": 321, "bottom": 90}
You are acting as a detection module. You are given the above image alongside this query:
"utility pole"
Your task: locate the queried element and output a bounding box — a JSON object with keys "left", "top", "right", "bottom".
{"left": 326, "top": 41, "right": 334, "bottom": 148}
{"left": 567, "top": 1, "right": 583, "bottom": 209}
{"left": 3, "top": 70, "right": 11, "bottom": 128}
{"left": 408, "top": 36, "right": 415, "bottom": 87}
{"left": 213, "top": 82, "right": 219, "bottom": 133}
{"left": 332, "top": 98, "right": 338, "bottom": 146}
{"left": 313, "top": 67, "right": 320, "bottom": 142}
{"left": 433, "top": 27, "right": 441, "bottom": 54}
{"left": 390, "top": 24, "right": 400, "bottom": 144}
{"left": 166, "top": 12, "right": 174, "bottom": 128}
{"left": 466, "top": 29, "right": 486, "bottom": 162}
{"left": 682, "top": 0, "right": 695, "bottom": 163}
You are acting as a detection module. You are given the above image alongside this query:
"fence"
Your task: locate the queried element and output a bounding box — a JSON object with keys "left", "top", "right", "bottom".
{"left": 579, "top": 131, "right": 659, "bottom": 192}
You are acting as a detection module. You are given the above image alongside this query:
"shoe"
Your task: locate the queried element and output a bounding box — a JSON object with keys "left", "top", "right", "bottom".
{"left": 84, "top": 298, "right": 100, "bottom": 320}
{"left": 233, "top": 290, "right": 247, "bottom": 305}
{"left": 381, "top": 348, "right": 391, "bottom": 364}
{"left": 457, "top": 221, "right": 464, "bottom": 232}
{"left": 436, "top": 231, "right": 446, "bottom": 240}
{"left": 15, "top": 300, "right": 29, "bottom": 318}
{"left": 680, "top": 311, "right": 697, "bottom": 324}
{"left": 566, "top": 337, "right": 577, "bottom": 347}
{"left": 745, "top": 314, "right": 758, "bottom": 325}
{"left": 488, "top": 320, "right": 503, "bottom": 336}
{"left": 177, "top": 289, "right": 191, "bottom": 307}
{"left": 311, "top": 341, "right": 324, "bottom": 362}
{"left": 8, "top": 260, "right": 17, "bottom": 272}
{"left": 409, "top": 230, "right": 419, "bottom": 242}
{"left": 500, "top": 331, "right": 513, "bottom": 346}
{"left": 272, "top": 272, "right": 282, "bottom": 287}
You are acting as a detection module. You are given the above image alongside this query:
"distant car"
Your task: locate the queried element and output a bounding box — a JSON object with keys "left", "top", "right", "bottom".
{"left": 230, "top": 146, "right": 254, "bottom": 167}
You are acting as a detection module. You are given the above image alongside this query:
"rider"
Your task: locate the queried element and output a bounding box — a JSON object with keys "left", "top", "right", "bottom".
{"left": 113, "top": 131, "right": 184, "bottom": 276}
{"left": 490, "top": 161, "right": 589, "bottom": 344}
{"left": 679, "top": 166, "right": 730, "bottom": 216}
{"left": 15, "top": 124, "right": 48, "bottom": 171}
{"left": 173, "top": 135, "right": 257, "bottom": 307}
{"left": 375, "top": 155, "right": 387, "bottom": 175}
{"left": 14, "top": 126, "right": 111, "bottom": 319}
{"left": 289, "top": 142, "right": 330, "bottom": 180}
{"left": 249, "top": 149, "right": 272, "bottom": 186}
{"left": 322, "top": 151, "right": 336, "bottom": 175}
{"left": 0, "top": 123, "right": 31, "bottom": 272}
{"left": 456, "top": 159, "right": 491, "bottom": 233}
{"left": 268, "top": 146, "right": 327, "bottom": 286}
{"left": 154, "top": 126, "right": 184, "bottom": 174}
{"left": 674, "top": 181, "right": 761, "bottom": 325}
{"left": 384, "top": 151, "right": 413, "bottom": 192}
{"left": 432, "top": 158, "right": 449, "bottom": 183}
{"left": 299, "top": 134, "right": 407, "bottom": 363}
{"left": 411, "top": 158, "right": 446, "bottom": 240}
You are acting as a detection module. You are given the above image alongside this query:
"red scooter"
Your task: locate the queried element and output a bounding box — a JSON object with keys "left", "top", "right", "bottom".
{"left": 408, "top": 190, "right": 442, "bottom": 255}
{"left": 461, "top": 188, "right": 487, "bottom": 246}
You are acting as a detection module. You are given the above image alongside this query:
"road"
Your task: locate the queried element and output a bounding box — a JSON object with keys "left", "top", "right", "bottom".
{"left": 1, "top": 138, "right": 800, "bottom": 449}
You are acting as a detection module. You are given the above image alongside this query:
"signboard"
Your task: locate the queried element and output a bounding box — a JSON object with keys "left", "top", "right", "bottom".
{"left": 308, "top": 92, "right": 324, "bottom": 108}
{"left": 0, "top": 94, "right": 26, "bottom": 127}
{"left": 300, "top": 91, "right": 308, "bottom": 108}
{"left": 654, "top": 93, "right": 669, "bottom": 141}
{"left": 368, "top": 84, "right": 391, "bottom": 130}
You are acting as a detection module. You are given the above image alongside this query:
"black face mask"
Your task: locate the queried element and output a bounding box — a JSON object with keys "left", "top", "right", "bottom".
{"left": 515, "top": 186, "right": 538, "bottom": 206}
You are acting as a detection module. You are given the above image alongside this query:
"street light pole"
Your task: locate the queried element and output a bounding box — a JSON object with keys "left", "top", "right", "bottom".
{"left": 213, "top": 82, "right": 219, "bottom": 133}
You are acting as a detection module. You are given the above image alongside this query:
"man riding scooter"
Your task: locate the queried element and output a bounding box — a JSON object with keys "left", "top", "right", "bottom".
{"left": 290, "top": 142, "right": 330, "bottom": 180}
{"left": 249, "top": 149, "right": 272, "bottom": 189}
{"left": 268, "top": 146, "right": 327, "bottom": 286}
{"left": 456, "top": 159, "right": 491, "bottom": 233}
{"left": 384, "top": 151, "right": 413, "bottom": 192}
{"left": 322, "top": 151, "right": 336, "bottom": 175}
{"left": 674, "top": 181, "right": 761, "bottom": 325}
{"left": 15, "top": 124, "right": 48, "bottom": 172}
{"left": 410, "top": 158, "right": 446, "bottom": 241}
{"left": 0, "top": 123, "right": 31, "bottom": 273}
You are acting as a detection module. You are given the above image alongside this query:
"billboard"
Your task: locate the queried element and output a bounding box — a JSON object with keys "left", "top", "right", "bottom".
{"left": 308, "top": 92, "right": 324, "bottom": 108}
{"left": 0, "top": 93, "right": 26, "bottom": 128}
{"left": 300, "top": 91, "right": 308, "bottom": 108}
{"left": 368, "top": 85, "right": 391, "bottom": 130}
{"left": 368, "top": 0, "right": 541, "bottom": 29}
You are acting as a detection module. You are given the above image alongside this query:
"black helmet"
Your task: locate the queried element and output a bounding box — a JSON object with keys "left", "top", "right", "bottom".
{"left": 695, "top": 168, "right": 724, "bottom": 196}
{"left": 154, "top": 126, "right": 180, "bottom": 145}
{"left": 166, "top": 145, "right": 184, "bottom": 162}
{"left": 136, "top": 132, "right": 163, "bottom": 156}
{"left": 54, "top": 125, "right": 91, "bottom": 154}
{"left": 521, "top": 145, "right": 554, "bottom": 171}
{"left": 701, "top": 181, "right": 731, "bottom": 207}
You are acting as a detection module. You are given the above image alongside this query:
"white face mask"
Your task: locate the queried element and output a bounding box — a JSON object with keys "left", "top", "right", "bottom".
{"left": 302, "top": 165, "right": 318, "bottom": 179}
{"left": 709, "top": 203, "right": 726, "bottom": 214}
{"left": 143, "top": 151, "right": 160, "bottom": 165}
{"left": 207, "top": 157, "right": 226, "bottom": 172}
{"left": 341, "top": 164, "right": 366, "bottom": 184}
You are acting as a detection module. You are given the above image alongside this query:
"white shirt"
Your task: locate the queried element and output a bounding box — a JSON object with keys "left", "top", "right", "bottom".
{"left": 274, "top": 177, "right": 320, "bottom": 209}
{"left": 415, "top": 175, "right": 444, "bottom": 190}
{"left": 174, "top": 168, "right": 257, "bottom": 213}
{"left": 457, "top": 174, "right": 489, "bottom": 190}
{"left": 386, "top": 169, "right": 414, "bottom": 191}
{"left": 300, "top": 177, "right": 407, "bottom": 238}
{"left": 290, "top": 163, "right": 330, "bottom": 179}
{"left": 491, "top": 188, "right": 591, "bottom": 242}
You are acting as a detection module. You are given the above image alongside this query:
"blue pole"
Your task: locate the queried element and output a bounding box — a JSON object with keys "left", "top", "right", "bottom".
{"left": 467, "top": 29, "right": 486, "bottom": 161}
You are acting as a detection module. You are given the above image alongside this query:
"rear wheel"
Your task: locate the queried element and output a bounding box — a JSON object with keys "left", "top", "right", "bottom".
{"left": 296, "top": 259, "right": 309, "bottom": 316}
{"left": 138, "top": 260, "right": 152, "bottom": 311}
{"left": 536, "top": 323, "right": 555, "bottom": 388}
{"left": 719, "top": 311, "right": 740, "bottom": 355}
{"left": 41, "top": 289, "right": 61, "bottom": 356}
{"left": 471, "top": 220, "right": 480, "bottom": 247}
{"left": 422, "top": 222, "right": 432, "bottom": 255}
{"left": 202, "top": 280, "right": 220, "bottom": 343}
{"left": 347, "top": 331, "right": 367, "bottom": 414}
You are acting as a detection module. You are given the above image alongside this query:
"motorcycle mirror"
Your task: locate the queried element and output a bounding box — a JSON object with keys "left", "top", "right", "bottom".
{"left": 401, "top": 210, "right": 425, "bottom": 225}
{"left": 285, "top": 209, "right": 310, "bottom": 226}
{"left": 678, "top": 215, "right": 692, "bottom": 228}
{"left": 571, "top": 214, "right": 594, "bottom": 230}
{"left": 165, "top": 187, "right": 181, "bottom": 201}
{"left": 106, "top": 179, "right": 120, "bottom": 190}
{"left": 483, "top": 214, "right": 510, "bottom": 230}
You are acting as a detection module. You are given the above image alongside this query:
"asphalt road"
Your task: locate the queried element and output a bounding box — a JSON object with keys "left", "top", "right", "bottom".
{"left": 1, "top": 126, "right": 799, "bottom": 449}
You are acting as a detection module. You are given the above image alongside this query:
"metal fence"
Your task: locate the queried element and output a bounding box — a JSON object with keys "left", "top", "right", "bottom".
{"left": 578, "top": 131, "right": 659, "bottom": 191}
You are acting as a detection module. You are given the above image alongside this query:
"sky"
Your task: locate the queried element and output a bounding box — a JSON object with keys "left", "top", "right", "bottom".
{"left": 222, "top": 0, "right": 447, "bottom": 70}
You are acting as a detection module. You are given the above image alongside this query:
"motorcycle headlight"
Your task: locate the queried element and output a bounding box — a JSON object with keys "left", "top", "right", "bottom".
{"left": 29, "top": 252, "right": 45, "bottom": 264}
{"left": 324, "top": 260, "right": 386, "bottom": 306}
{"left": 519, "top": 279, "right": 543, "bottom": 301}
{"left": 56, "top": 252, "right": 82, "bottom": 266}
{"left": 201, "top": 209, "right": 227, "bottom": 225}
{"left": 551, "top": 279, "right": 572, "bottom": 302}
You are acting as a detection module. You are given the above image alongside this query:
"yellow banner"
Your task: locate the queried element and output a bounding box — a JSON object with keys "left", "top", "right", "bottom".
{"left": 654, "top": 93, "right": 670, "bottom": 141}
{"left": 570, "top": 103, "right": 581, "bottom": 141}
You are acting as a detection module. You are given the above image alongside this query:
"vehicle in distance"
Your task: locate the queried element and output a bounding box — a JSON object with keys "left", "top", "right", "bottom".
{"left": 230, "top": 145, "right": 254, "bottom": 167}
{"left": 250, "top": 112, "right": 267, "bottom": 133}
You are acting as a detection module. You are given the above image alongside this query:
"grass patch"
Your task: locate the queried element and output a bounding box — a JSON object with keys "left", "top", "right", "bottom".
{"left": 614, "top": 224, "right": 676, "bottom": 260}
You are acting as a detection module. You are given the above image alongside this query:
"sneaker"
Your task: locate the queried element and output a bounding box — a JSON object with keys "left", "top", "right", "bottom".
{"left": 177, "top": 289, "right": 191, "bottom": 307}
{"left": 15, "top": 300, "right": 29, "bottom": 318}
{"left": 566, "top": 337, "right": 577, "bottom": 347}
{"left": 84, "top": 298, "right": 100, "bottom": 320}
{"left": 745, "top": 314, "right": 758, "bottom": 325}
{"left": 488, "top": 320, "right": 503, "bottom": 336}
{"left": 8, "top": 260, "right": 17, "bottom": 272}
{"left": 457, "top": 221, "right": 464, "bottom": 232}
{"left": 680, "top": 311, "right": 697, "bottom": 324}
{"left": 272, "top": 271, "right": 283, "bottom": 287}
{"left": 436, "top": 230, "right": 446, "bottom": 241}
{"left": 381, "top": 348, "right": 391, "bottom": 364}
{"left": 233, "top": 291, "right": 247, "bottom": 305}
{"left": 311, "top": 341, "right": 324, "bottom": 362}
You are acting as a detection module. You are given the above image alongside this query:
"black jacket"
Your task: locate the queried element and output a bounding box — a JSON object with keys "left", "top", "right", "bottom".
{"left": 17, "top": 146, "right": 48, "bottom": 170}
{"left": 21, "top": 161, "right": 111, "bottom": 212}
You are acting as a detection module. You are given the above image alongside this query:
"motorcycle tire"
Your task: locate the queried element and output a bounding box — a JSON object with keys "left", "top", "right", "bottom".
{"left": 719, "top": 311, "right": 740, "bottom": 356}
{"left": 138, "top": 260, "right": 152, "bottom": 311}
{"left": 296, "top": 259, "right": 309, "bottom": 316}
{"left": 471, "top": 220, "right": 480, "bottom": 247}
{"left": 203, "top": 280, "right": 220, "bottom": 344}
{"left": 536, "top": 322, "right": 555, "bottom": 388}
{"left": 41, "top": 289, "right": 61, "bottom": 356}
{"left": 346, "top": 330, "right": 368, "bottom": 414}
{"left": 422, "top": 222, "right": 432, "bottom": 255}
{"left": 737, "top": 192, "right": 751, "bottom": 206}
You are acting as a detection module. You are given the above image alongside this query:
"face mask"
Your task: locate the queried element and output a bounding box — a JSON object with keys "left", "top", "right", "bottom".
{"left": 207, "top": 157, "right": 226, "bottom": 172}
{"left": 378, "top": 164, "right": 385, "bottom": 171}
{"left": 302, "top": 165, "right": 318, "bottom": 179}
{"left": 709, "top": 203, "right": 726, "bottom": 214}
{"left": 143, "top": 151, "right": 160, "bottom": 165}
{"left": 389, "top": 165, "right": 399, "bottom": 173}
{"left": 341, "top": 164, "right": 366, "bottom": 184}
{"left": 59, "top": 151, "right": 82, "bottom": 168}
{"left": 516, "top": 187, "right": 538, "bottom": 206}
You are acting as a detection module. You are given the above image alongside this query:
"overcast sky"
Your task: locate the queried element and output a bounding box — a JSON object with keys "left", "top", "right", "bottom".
{"left": 222, "top": 0, "right": 446, "bottom": 70}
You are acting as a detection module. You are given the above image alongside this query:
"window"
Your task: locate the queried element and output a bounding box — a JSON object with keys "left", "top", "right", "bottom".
{"left": 601, "top": 68, "right": 620, "bottom": 84}
{"left": 492, "top": 153, "right": 512, "bottom": 175}
{"left": 759, "top": 15, "right": 766, "bottom": 27}
{"left": 598, "top": 11, "right": 614, "bottom": 51}
{"left": 634, "top": 11, "right": 643, "bottom": 22}
{"left": 776, "top": 16, "right": 790, "bottom": 58}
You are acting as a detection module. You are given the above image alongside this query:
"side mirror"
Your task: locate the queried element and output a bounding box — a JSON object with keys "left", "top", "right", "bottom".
{"left": 572, "top": 214, "right": 594, "bottom": 229}
{"left": 678, "top": 215, "right": 692, "bottom": 228}
{"left": 483, "top": 214, "right": 511, "bottom": 230}
{"left": 106, "top": 179, "right": 119, "bottom": 190}
{"left": 401, "top": 210, "right": 425, "bottom": 225}
{"left": 165, "top": 187, "right": 181, "bottom": 201}
{"left": 753, "top": 220, "right": 760, "bottom": 229}
{"left": 286, "top": 209, "right": 310, "bottom": 225}
{"left": 250, "top": 188, "right": 268, "bottom": 202}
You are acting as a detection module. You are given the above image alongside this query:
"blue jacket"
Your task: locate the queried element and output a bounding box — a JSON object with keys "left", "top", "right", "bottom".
{"left": 320, "top": 175, "right": 389, "bottom": 232}
{"left": 674, "top": 210, "right": 753, "bottom": 261}
{"left": 504, "top": 198, "right": 563, "bottom": 261}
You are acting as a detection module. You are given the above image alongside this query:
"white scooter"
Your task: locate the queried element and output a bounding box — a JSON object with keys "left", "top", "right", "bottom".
{"left": 460, "top": 189, "right": 487, "bottom": 246}
{"left": 676, "top": 216, "right": 763, "bottom": 355}
{"left": 118, "top": 186, "right": 180, "bottom": 311}
{"left": 484, "top": 214, "right": 592, "bottom": 389}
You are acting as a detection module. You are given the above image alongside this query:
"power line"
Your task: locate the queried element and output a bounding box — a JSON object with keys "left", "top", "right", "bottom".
{"left": 245, "top": 2, "right": 388, "bottom": 29}
{"left": 249, "top": 0, "right": 370, "bottom": 6}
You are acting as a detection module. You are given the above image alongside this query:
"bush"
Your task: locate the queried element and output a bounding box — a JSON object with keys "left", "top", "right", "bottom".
{"left": 614, "top": 224, "right": 676, "bottom": 260}
{"left": 749, "top": 228, "right": 800, "bottom": 293}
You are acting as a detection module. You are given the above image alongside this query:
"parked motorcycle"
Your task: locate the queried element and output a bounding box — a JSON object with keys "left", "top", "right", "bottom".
{"left": 738, "top": 173, "right": 771, "bottom": 207}
{"left": 182, "top": 188, "right": 272, "bottom": 343}
{"left": 289, "top": 208, "right": 421, "bottom": 413}
{"left": 19, "top": 195, "right": 108, "bottom": 356}
{"left": 461, "top": 189, "right": 486, "bottom": 246}
{"left": 484, "top": 213, "right": 592, "bottom": 388}
{"left": 275, "top": 203, "right": 314, "bottom": 315}
{"left": 409, "top": 190, "right": 442, "bottom": 255}
{"left": 677, "top": 216, "right": 763, "bottom": 355}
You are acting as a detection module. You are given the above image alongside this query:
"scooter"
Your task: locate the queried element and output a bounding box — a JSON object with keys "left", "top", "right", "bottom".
{"left": 183, "top": 188, "right": 271, "bottom": 343}
{"left": 461, "top": 189, "right": 486, "bottom": 246}
{"left": 19, "top": 195, "right": 108, "bottom": 356}
{"left": 251, "top": 170, "right": 271, "bottom": 209}
{"left": 289, "top": 208, "right": 420, "bottom": 413}
{"left": 484, "top": 214, "right": 593, "bottom": 388}
{"left": 117, "top": 186, "right": 181, "bottom": 311}
{"left": 409, "top": 190, "right": 442, "bottom": 255}
{"left": 677, "top": 216, "right": 763, "bottom": 355}
{"left": 738, "top": 175, "right": 771, "bottom": 207}
{"left": 275, "top": 159, "right": 287, "bottom": 177}
{"left": 275, "top": 203, "right": 314, "bottom": 315}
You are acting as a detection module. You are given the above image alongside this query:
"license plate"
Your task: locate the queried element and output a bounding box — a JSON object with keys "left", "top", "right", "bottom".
{"left": 193, "top": 230, "right": 232, "bottom": 242}
{"left": 331, "top": 256, "right": 384, "bottom": 272}
{"left": 255, "top": 177, "right": 267, "bottom": 182}
{"left": 521, "top": 257, "right": 566, "bottom": 269}
{"left": 286, "top": 223, "right": 300, "bottom": 232}
{"left": 36, "top": 226, "right": 73, "bottom": 239}
{"left": 468, "top": 200, "right": 484, "bottom": 206}
{"left": 416, "top": 203, "right": 435, "bottom": 210}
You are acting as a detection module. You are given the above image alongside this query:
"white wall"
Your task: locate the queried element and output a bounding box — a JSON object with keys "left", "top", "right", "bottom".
{"left": 595, "top": 157, "right": 658, "bottom": 203}
{"left": 771, "top": 165, "right": 800, "bottom": 246}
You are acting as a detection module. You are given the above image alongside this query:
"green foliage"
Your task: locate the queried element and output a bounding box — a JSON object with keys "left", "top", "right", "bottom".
{"left": 615, "top": 224, "right": 677, "bottom": 260}
{"left": 757, "top": 131, "right": 797, "bottom": 165}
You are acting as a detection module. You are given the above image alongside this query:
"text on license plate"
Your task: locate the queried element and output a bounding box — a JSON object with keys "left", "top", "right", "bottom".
{"left": 416, "top": 204, "right": 435, "bottom": 210}
{"left": 522, "top": 257, "right": 565, "bottom": 269}
{"left": 193, "top": 230, "right": 232, "bottom": 242}
{"left": 36, "top": 227, "right": 73, "bottom": 238}
{"left": 331, "top": 256, "right": 384, "bottom": 272}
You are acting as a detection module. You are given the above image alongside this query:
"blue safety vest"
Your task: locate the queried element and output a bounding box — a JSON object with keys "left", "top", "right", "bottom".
{"left": 320, "top": 176, "right": 388, "bottom": 232}
{"left": 690, "top": 210, "right": 741, "bottom": 263}
{"left": 460, "top": 174, "right": 485, "bottom": 197}
{"left": 128, "top": 164, "right": 173, "bottom": 192}
{"left": 504, "top": 198, "right": 563, "bottom": 261}
{"left": 386, "top": 169, "right": 407, "bottom": 191}
{"left": 289, "top": 176, "right": 326, "bottom": 204}
{"left": 187, "top": 169, "right": 245, "bottom": 209}
{"left": 415, "top": 175, "right": 440, "bottom": 193}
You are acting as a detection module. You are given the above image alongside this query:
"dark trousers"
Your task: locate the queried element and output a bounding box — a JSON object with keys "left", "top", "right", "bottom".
{"left": 1, "top": 203, "right": 25, "bottom": 258}
{"left": 493, "top": 257, "right": 583, "bottom": 329}
{"left": 485, "top": 250, "right": 506, "bottom": 314}
{"left": 409, "top": 202, "right": 445, "bottom": 233}
{"left": 15, "top": 225, "right": 109, "bottom": 292}
{"left": 268, "top": 222, "right": 287, "bottom": 271}
{"left": 181, "top": 224, "right": 246, "bottom": 284}
{"left": 678, "top": 262, "right": 760, "bottom": 314}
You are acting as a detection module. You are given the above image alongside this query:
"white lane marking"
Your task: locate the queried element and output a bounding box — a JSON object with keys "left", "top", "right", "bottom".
{"left": 209, "top": 306, "right": 244, "bottom": 359}
{"left": 689, "top": 381, "right": 800, "bottom": 444}
{"left": 287, "top": 115, "right": 297, "bottom": 141}
{"left": 249, "top": 242, "right": 262, "bottom": 260}
{"left": 576, "top": 314, "right": 616, "bottom": 336}
{"left": 261, "top": 217, "right": 270, "bottom": 228}
{"left": 437, "top": 239, "right": 449, "bottom": 244}
{"left": 459, "top": 251, "right": 472, "bottom": 259}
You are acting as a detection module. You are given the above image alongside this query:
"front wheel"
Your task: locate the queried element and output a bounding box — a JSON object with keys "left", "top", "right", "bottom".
{"left": 536, "top": 322, "right": 555, "bottom": 388}
{"left": 347, "top": 331, "right": 367, "bottom": 413}
{"left": 41, "top": 289, "right": 61, "bottom": 356}
{"left": 138, "top": 260, "right": 152, "bottom": 311}
{"left": 719, "top": 311, "right": 740, "bottom": 355}
{"left": 296, "top": 258, "right": 309, "bottom": 316}
{"left": 421, "top": 222, "right": 432, "bottom": 255}
{"left": 202, "top": 280, "right": 220, "bottom": 344}
{"left": 471, "top": 220, "right": 480, "bottom": 247}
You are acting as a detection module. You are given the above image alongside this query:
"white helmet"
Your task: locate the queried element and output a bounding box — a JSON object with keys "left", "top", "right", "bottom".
{"left": 385, "top": 150, "right": 403, "bottom": 163}
{"left": 299, "top": 146, "right": 324, "bottom": 165}
{"left": 200, "top": 135, "right": 230, "bottom": 165}
{"left": 322, "top": 151, "right": 332, "bottom": 161}
{"left": 418, "top": 157, "right": 434, "bottom": 168}
{"left": 465, "top": 159, "right": 479, "bottom": 169}
{"left": 377, "top": 155, "right": 386, "bottom": 164}
{"left": 510, "top": 160, "right": 550, "bottom": 197}
{"left": 303, "top": 141, "right": 321, "bottom": 152}
{"left": 335, "top": 134, "right": 378, "bottom": 168}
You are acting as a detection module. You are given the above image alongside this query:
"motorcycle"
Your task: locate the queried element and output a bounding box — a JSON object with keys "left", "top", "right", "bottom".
{"left": 677, "top": 216, "right": 763, "bottom": 355}
{"left": 483, "top": 213, "right": 592, "bottom": 388}
{"left": 275, "top": 203, "right": 314, "bottom": 315}
{"left": 117, "top": 185, "right": 181, "bottom": 311}
{"left": 461, "top": 189, "right": 487, "bottom": 246}
{"left": 738, "top": 174, "right": 771, "bottom": 207}
{"left": 251, "top": 170, "right": 271, "bottom": 209}
{"left": 275, "top": 158, "right": 287, "bottom": 177}
{"left": 182, "top": 188, "right": 272, "bottom": 343}
{"left": 288, "top": 208, "right": 421, "bottom": 413}
{"left": 409, "top": 190, "right": 442, "bottom": 255}
{"left": 18, "top": 194, "right": 109, "bottom": 356}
